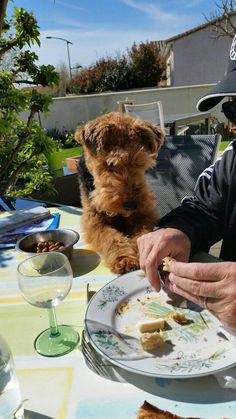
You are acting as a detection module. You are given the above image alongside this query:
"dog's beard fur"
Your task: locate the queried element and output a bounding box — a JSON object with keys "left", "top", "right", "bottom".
{"left": 86, "top": 147, "right": 157, "bottom": 217}
{"left": 91, "top": 181, "right": 156, "bottom": 217}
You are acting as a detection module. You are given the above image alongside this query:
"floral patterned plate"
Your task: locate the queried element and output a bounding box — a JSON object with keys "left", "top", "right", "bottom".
{"left": 84, "top": 270, "right": 236, "bottom": 379}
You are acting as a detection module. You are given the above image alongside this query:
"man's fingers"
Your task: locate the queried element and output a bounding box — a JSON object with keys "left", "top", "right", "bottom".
{"left": 144, "top": 247, "right": 162, "bottom": 291}
{"left": 170, "top": 261, "right": 228, "bottom": 282}
{"left": 146, "top": 265, "right": 161, "bottom": 291}
{"left": 171, "top": 284, "right": 204, "bottom": 308}
{"left": 172, "top": 284, "right": 226, "bottom": 316}
{"left": 138, "top": 242, "right": 153, "bottom": 272}
{"left": 169, "top": 273, "right": 223, "bottom": 299}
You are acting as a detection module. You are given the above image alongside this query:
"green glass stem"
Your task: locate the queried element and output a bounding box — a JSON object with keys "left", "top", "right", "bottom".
{"left": 47, "top": 307, "right": 60, "bottom": 337}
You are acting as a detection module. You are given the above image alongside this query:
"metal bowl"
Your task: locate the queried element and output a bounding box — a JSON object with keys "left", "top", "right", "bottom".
{"left": 15, "top": 228, "right": 80, "bottom": 260}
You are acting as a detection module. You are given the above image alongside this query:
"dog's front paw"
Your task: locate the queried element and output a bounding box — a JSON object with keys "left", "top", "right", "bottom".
{"left": 111, "top": 255, "right": 139, "bottom": 274}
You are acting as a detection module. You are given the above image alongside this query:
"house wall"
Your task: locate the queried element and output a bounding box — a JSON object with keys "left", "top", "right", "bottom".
{"left": 171, "top": 28, "right": 232, "bottom": 86}
{"left": 34, "top": 84, "right": 226, "bottom": 132}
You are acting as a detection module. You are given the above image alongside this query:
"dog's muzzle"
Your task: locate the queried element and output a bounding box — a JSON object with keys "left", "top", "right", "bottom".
{"left": 123, "top": 201, "right": 137, "bottom": 211}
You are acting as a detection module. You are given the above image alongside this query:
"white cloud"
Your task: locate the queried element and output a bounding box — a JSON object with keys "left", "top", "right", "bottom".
{"left": 121, "top": 0, "right": 176, "bottom": 21}
{"left": 46, "top": 15, "right": 90, "bottom": 29}
{"left": 121, "top": 0, "right": 184, "bottom": 22}
{"left": 184, "top": 0, "right": 206, "bottom": 6}
{"left": 54, "top": 0, "right": 84, "bottom": 12}
{"left": 120, "top": 0, "right": 207, "bottom": 29}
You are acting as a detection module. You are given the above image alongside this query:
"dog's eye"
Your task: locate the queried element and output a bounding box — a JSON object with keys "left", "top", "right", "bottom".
{"left": 135, "top": 163, "right": 144, "bottom": 168}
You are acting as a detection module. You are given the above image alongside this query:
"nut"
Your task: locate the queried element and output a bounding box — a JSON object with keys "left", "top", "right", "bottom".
{"left": 30, "top": 240, "right": 64, "bottom": 253}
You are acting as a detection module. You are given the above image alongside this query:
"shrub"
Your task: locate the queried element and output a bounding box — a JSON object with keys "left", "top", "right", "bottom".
{"left": 68, "top": 66, "right": 98, "bottom": 94}
{"left": 92, "top": 56, "right": 132, "bottom": 92}
{"left": 46, "top": 127, "right": 79, "bottom": 149}
{"left": 69, "top": 40, "right": 166, "bottom": 94}
{"left": 0, "top": 7, "right": 59, "bottom": 197}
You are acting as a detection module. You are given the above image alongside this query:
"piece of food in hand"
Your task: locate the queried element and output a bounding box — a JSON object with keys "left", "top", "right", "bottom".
{"left": 172, "top": 311, "right": 189, "bottom": 325}
{"left": 137, "top": 400, "right": 200, "bottom": 418}
{"left": 162, "top": 256, "right": 176, "bottom": 272}
{"left": 140, "top": 331, "right": 164, "bottom": 351}
{"left": 138, "top": 317, "right": 165, "bottom": 333}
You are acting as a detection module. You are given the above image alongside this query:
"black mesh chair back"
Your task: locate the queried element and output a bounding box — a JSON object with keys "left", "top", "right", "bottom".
{"left": 146, "top": 134, "right": 221, "bottom": 218}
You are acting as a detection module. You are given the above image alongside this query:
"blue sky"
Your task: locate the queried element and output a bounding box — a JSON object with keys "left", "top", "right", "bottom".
{"left": 7, "top": 0, "right": 220, "bottom": 71}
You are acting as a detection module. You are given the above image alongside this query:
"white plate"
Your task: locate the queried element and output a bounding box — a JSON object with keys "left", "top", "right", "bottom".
{"left": 85, "top": 270, "right": 236, "bottom": 379}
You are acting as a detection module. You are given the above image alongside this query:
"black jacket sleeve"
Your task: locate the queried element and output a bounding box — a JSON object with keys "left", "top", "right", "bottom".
{"left": 157, "top": 140, "right": 236, "bottom": 254}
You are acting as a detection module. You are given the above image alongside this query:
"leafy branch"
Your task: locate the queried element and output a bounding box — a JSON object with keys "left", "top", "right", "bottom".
{"left": 0, "top": 6, "right": 60, "bottom": 197}
{"left": 204, "top": 0, "right": 236, "bottom": 38}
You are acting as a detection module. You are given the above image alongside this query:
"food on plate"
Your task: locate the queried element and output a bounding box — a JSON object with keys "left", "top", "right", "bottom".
{"left": 30, "top": 240, "right": 64, "bottom": 253}
{"left": 162, "top": 256, "right": 176, "bottom": 272}
{"left": 171, "top": 311, "right": 189, "bottom": 325}
{"left": 138, "top": 317, "right": 165, "bottom": 333}
{"left": 140, "top": 331, "right": 164, "bottom": 351}
{"left": 116, "top": 300, "right": 130, "bottom": 315}
{"left": 137, "top": 400, "right": 201, "bottom": 419}
{"left": 166, "top": 298, "right": 188, "bottom": 309}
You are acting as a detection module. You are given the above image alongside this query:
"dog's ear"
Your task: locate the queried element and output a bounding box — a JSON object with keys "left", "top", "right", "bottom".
{"left": 132, "top": 119, "right": 164, "bottom": 154}
{"left": 75, "top": 119, "right": 116, "bottom": 155}
{"left": 75, "top": 124, "right": 98, "bottom": 155}
{"left": 75, "top": 125, "right": 85, "bottom": 146}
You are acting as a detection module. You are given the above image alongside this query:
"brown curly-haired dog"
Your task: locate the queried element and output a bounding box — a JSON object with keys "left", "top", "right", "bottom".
{"left": 75, "top": 111, "right": 164, "bottom": 274}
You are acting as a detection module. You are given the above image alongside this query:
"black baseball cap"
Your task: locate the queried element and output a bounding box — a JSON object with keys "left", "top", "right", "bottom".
{"left": 197, "top": 35, "right": 236, "bottom": 112}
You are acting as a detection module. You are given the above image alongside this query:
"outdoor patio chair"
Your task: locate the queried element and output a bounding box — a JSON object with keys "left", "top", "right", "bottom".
{"left": 124, "top": 101, "right": 166, "bottom": 134}
{"left": 146, "top": 134, "right": 221, "bottom": 218}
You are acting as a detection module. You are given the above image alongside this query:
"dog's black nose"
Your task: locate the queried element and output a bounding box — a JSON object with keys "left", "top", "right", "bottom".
{"left": 123, "top": 201, "right": 137, "bottom": 210}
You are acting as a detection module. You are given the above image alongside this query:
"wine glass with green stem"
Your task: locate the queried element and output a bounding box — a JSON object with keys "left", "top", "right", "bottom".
{"left": 17, "top": 252, "right": 79, "bottom": 357}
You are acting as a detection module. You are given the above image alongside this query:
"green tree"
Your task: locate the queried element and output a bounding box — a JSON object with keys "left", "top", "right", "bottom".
{"left": 0, "top": 7, "right": 59, "bottom": 197}
{"left": 128, "top": 41, "right": 166, "bottom": 88}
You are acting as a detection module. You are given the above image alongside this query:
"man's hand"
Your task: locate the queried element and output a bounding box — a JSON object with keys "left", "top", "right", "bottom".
{"left": 137, "top": 228, "right": 191, "bottom": 291}
{"left": 169, "top": 261, "right": 236, "bottom": 332}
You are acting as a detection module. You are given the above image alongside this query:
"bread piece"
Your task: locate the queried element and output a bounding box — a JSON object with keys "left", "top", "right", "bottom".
{"left": 140, "top": 331, "right": 164, "bottom": 351}
{"left": 138, "top": 318, "right": 165, "bottom": 333}
{"left": 137, "top": 400, "right": 201, "bottom": 419}
{"left": 172, "top": 311, "right": 189, "bottom": 325}
{"left": 162, "top": 256, "right": 176, "bottom": 272}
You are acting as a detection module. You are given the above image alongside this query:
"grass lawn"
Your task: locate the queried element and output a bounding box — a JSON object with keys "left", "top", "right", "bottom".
{"left": 219, "top": 140, "right": 230, "bottom": 151}
{"left": 47, "top": 146, "right": 82, "bottom": 171}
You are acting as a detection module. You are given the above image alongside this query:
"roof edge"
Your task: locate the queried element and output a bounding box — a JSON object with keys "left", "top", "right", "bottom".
{"left": 163, "top": 12, "right": 236, "bottom": 43}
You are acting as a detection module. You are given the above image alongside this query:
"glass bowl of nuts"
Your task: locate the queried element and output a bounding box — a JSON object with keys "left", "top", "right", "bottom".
{"left": 15, "top": 228, "right": 80, "bottom": 261}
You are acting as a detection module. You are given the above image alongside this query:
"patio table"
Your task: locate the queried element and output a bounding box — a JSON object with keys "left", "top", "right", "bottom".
{"left": 0, "top": 201, "right": 235, "bottom": 419}
{"left": 165, "top": 112, "right": 211, "bottom": 135}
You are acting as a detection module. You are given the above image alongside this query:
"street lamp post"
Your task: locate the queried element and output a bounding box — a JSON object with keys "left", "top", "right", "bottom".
{"left": 46, "top": 36, "right": 73, "bottom": 79}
